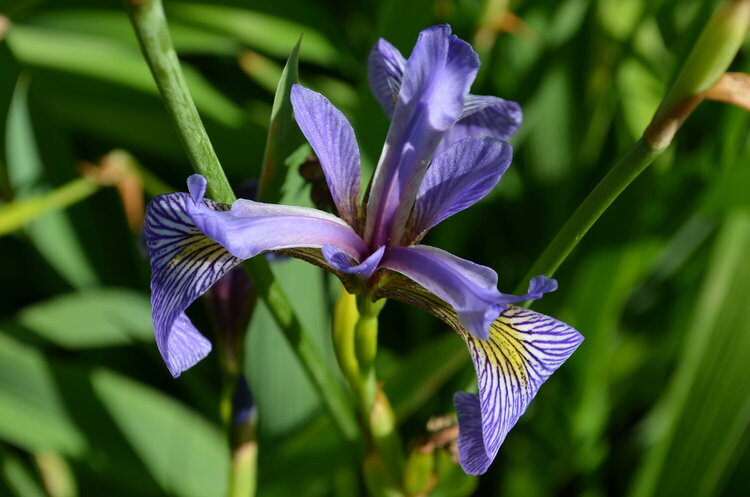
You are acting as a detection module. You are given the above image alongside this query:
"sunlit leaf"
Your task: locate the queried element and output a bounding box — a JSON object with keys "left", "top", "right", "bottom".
{"left": 257, "top": 36, "right": 302, "bottom": 204}
{"left": 5, "top": 74, "right": 98, "bottom": 288}
{"left": 15, "top": 289, "right": 153, "bottom": 348}
{"left": 0, "top": 333, "right": 86, "bottom": 455}
{"left": 6, "top": 25, "right": 245, "bottom": 127}
{"left": 91, "top": 369, "right": 229, "bottom": 497}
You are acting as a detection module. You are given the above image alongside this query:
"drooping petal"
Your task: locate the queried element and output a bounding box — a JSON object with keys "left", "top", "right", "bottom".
{"left": 407, "top": 136, "right": 512, "bottom": 243}
{"left": 183, "top": 175, "right": 368, "bottom": 261}
{"left": 434, "top": 94, "right": 522, "bottom": 156}
{"left": 144, "top": 188, "right": 241, "bottom": 377}
{"left": 372, "top": 275, "right": 582, "bottom": 475}
{"left": 365, "top": 25, "right": 480, "bottom": 248}
{"left": 498, "top": 275, "right": 558, "bottom": 306}
{"left": 368, "top": 38, "right": 406, "bottom": 116}
{"left": 291, "top": 85, "right": 361, "bottom": 225}
{"left": 455, "top": 306, "right": 582, "bottom": 474}
{"left": 379, "top": 245, "right": 502, "bottom": 340}
{"left": 323, "top": 244, "right": 385, "bottom": 279}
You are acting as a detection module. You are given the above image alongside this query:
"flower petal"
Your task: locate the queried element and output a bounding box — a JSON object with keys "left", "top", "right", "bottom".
{"left": 322, "top": 244, "right": 385, "bottom": 279}
{"left": 379, "top": 245, "right": 502, "bottom": 340}
{"left": 372, "top": 273, "right": 581, "bottom": 475}
{"left": 290, "top": 85, "right": 361, "bottom": 225}
{"left": 408, "top": 136, "right": 512, "bottom": 242}
{"left": 184, "top": 176, "right": 368, "bottom": 261}
{"left": 455, "top": 306, "right": 583, "bottom": 474}
{"left": 365, "top": 25, "right": 480, "bottom": 248}
{"left": 435, "top": 94, "right": 522, "bottom": 157}
{"left": 144, "top": 188, "right": 241, "bottom": 377}
{"left": 367, "top": 38, "right": 406, "bottom": 116}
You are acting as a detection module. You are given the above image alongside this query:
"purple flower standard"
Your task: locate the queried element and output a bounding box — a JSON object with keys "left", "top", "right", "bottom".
{"left": 144, "top": 25, "right": 583, "bottom": 475}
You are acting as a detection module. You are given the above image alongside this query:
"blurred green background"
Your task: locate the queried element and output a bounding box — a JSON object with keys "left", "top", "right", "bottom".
{"left": 1, "top": 0, "right": 749, "bottom": 496}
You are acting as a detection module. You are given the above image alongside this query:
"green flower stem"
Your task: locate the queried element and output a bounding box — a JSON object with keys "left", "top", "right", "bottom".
{"left": 125, "top": 0, "right": 233, "bottom": 204}
{"left": 332, "top": 289, "right": 405, "bottom": 495}
{"left": 355, "top": 295, "right": 385, "bottom": 413}
{"left": 124, "top": 0, "right": 359, "bottom": 445}
{"left": 0, "top": 178, "right": 99, "bottom": 235}
{"left": 228, "top": 433, "right": 257, "bottom": 497}
{"left": 517, "top": 0, "right": 750, "bottom": 292}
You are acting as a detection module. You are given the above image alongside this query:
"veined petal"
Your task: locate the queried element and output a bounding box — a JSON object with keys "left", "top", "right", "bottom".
{"left": 372, "top": 275, "right": 582, "bottom": 475}
{"left": 365, "top": 25, "right": 480, "bottom": 249}
{"left": 435, "top": 94, "right": 522, "bottom": 156}
{"left": 368, "top": 38, "right": 406, "bottom": 116}
{"left": 291, "top": 85, "right": 361, "bottom": 225}
{"left": 456, "top": 306, "right": 582, "bottom": 474}
{"left": 184, "top": 175, "right": 368, "bottom": 261}
{"left": 323, "top": 245, "right": 385, "bottom": 279}
{"left": 379, "top": 245, "right": 501, "bottom": 340}
{"left": 407, "top": 136, "right": 512, "bottom": 243}
{"left": 144, "top": 189, "right": 241, "bottom": 377}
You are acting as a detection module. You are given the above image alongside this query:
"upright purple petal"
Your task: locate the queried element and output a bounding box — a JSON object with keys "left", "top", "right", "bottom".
{"left": 455, "top": 306, "right": 583, "bottom": 474}
{"left": 368, "top": 38, "right": 406, "bottom": 116}
{"left": 435, "top": 94, "right": 522, "bottom": 157}
{"left": 144, "top": 186, "right": 241, "bottom": 377}
{"left": 184, "top": 177, "right": 368, "bottom": 261}
{"left": 379, "top": 245, "right": 502, "bottom": 340}
{"left": 407, "top": 136, "right": 512, "bottom": 243}
{"left": 364, "top": 25, "right": 480, "bottom": 249}
{"left": 291, "top": 85, "right": 361, "bottom": 225}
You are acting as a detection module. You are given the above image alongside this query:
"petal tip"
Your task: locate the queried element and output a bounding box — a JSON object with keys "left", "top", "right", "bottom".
{"left": 187, "top": 174, "right": 207, "bottom": 205}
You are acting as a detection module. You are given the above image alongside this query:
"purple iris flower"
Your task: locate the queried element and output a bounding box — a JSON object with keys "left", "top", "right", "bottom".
{"left": 144, "top": 25, "right": 582, "bottom": 475}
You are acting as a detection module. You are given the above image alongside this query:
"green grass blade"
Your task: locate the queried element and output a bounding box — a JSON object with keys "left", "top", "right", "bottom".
{"left": 257, "top": 37, "right": 302, "bottom": 204}
{"left": 630, "top": 210, "right": 750, "bottom": 497}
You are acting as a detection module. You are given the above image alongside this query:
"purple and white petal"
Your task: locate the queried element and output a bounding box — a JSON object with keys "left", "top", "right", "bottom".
{"left": 322, "top": 245, "right": 385, "bottom": 279}
{"left": 379, "top": 245, "right": 502, "bottom": 341}
{"left": 365, "top": 25, "right": 480, "bottom": 248}
{"left": 368, "top": 38, "right": 406, "bottom": 117}
{"left": 291, "top": 85, "right": 361, "bottom": 225}
{"left": 144, "top": 188, "right": 241, "bottom": 377}
{"left": 435, "top": 94, "right": 522, "bottom": 156}
{"left": 184, "top": 175, "right": 368, "bottom": 262}
{"left": 455, "top": 305, "right": 583, "bottom": 474}
{"left": 408, "top": 136, "right": 512, "bottom": 242}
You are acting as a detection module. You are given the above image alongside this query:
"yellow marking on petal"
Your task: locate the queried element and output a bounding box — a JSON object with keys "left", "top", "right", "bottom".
{"left": 169, "top": 235, "right": 222, "bottom": 267}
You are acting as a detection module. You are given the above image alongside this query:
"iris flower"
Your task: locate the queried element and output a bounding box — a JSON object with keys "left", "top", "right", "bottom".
{"left": 144, "top": 25, "right": 582, "bottom": 475}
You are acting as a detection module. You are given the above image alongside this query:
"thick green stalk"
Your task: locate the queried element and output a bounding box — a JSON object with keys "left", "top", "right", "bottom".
{"left": 124, "top": 0, "right": 358, "bottom": 444}
{"left": 333, "top": 290, "right": 404, "bottom": 495}
{"left": 125, "top": 0, "right": 233, "bottom": 204}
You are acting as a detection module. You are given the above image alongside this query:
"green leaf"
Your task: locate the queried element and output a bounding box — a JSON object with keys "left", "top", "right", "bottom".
{"left": 27, "top": 9, "right": 241, "bottom": 55}
{"left": 166, "top": 3, "right": 341, "bottom": 68}
{"left": 91, "top": 369, "right": 229, "bottom": 497}
{"left": 15, "top": 288, "right": 154, "bottom": 348}
{"left": 246, "top": 258, "right": 340, "bottom": 437}
{"left": 5, "top": 74, "right": 98, "bottom": 288}
{"left": 257, "top": 36, "right": 302, "bottom": 204}
{"left": 0, "top": 333, "right": 86, "bottom": 455}
{"left": 1, "top": 450, "right": 46, "bottom": 497}
{"left": 616, "top": 58, "right": 664, "bottom": 140}
{"left": 630, "top": 211, "right": 750, "bottom": 497}
{"left": 6, "top": 25, "right": 245, "bottom": 128}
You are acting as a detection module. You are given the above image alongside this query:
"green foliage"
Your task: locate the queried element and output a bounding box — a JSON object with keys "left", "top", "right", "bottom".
{"left": 0, "top": 0, "right": 749, "bottom": 496}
